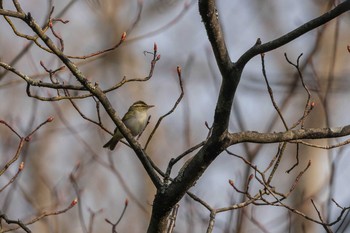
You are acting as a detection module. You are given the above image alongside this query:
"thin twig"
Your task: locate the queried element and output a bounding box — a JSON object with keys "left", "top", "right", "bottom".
{"left": 284, "top": 53, "right": 312, "bottom": 129}
{"left": 0, "top": 162, "right": 24, "bottom": 192}
{"left": 2, "top": 199, "right": 77, "bottom": 232}
{"left": 145, "top": 66, "right": 184, "bottom": 149}
{"left": 105, "top": 199, "right": 129, "bottom": 233}
{"left": 260, "top": 53, "right": 288, "bottom": 130}
{"left": 0, "top": 211, "right": 31, "bottom": 233}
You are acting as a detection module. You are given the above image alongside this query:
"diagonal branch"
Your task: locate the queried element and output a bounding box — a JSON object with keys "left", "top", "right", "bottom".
{"left": 0, "top": 62, "right": 86, "bottom": 91}
{"left": 236, "top": 0, "right": 350, "bottom": 68}
{"left": 227, "top": 125, "right": 350, "bottom": 145}
{"left": 199, "top": 0, "right": 239, "bottom": 137}
{"left": 147, "top": 1, "right": 350, "bottom": 232}
{"left": 0, "top": 8, "right": 25, "bottom": 19}
{"left": 19, "top": 10, "right": 162, "bottom": 188}
{"left": 198, "top": 0, "right": 233, "bottom": 76}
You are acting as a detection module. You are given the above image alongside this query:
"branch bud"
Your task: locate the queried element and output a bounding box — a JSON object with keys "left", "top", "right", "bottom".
{"left": 47, "top": 116, "right": 54, "bottom": 122}
{"left": 70, "top": 198, "right": 78, "bottom": 207}
{"left": 25, "top": 136, "right": 32, "bottom": 142}
{"left": 228, "top": 179, "right": 234, "bottom": 187}
{"left": 176, "top": 66, "right": 181, "bottom": 76}
{"left": 19, "top": 162, "right": 24, "bottom": 171}
{"left": 121, "top": 32, "right": 127, "bottom": 42}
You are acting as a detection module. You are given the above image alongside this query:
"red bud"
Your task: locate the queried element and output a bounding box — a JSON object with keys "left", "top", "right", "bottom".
{"left": 121, "top": 32, "right": 127, "bottom": 41}
{"left": 19, "top": 162, "right": 24, "bottom": 171}
{"left": 154, "top": 43, "right": 157, "bottom": 52}
{"left": 177, "top": 66, "right": 181, "bottom": 76}
{"left": 70, "top": 198, "right": 78, "bottom": 207}
{"left": 25, "top": 136, "right": 32, "bottom": 142}
{"left": 228, "top": 179, "right": 234, "bottom": 186}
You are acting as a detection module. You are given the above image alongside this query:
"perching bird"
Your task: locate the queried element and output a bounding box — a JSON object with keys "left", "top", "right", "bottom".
{"left": 103, "top": 101, "right": 154, "bottom": 150}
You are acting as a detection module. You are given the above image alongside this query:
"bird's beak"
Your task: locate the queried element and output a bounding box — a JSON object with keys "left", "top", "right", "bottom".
{"left": 148, "top": 105, "right": 155, "bottom": 108}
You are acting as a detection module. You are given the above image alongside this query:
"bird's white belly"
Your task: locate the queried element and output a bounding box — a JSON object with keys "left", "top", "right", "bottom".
{"left": 124, "top": 111, "right": 147, "bottom": 136}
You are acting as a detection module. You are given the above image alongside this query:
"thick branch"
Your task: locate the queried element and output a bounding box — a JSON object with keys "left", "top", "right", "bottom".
{"left": 147, "top": 125, "right": 350, "bottom": 231}
{"left": 148, "top": 2, "right": 350, "bottom": 231}
{"left": 199, "top": 0, "right": 238, "bottom": 137}
{"left": 227, "top": 125, "right": 350, "bottom": 145}
{"left": 147, "top": 136, "right": 226, "bottom": 232}
{"left": 236, "top": 0, "right": 350, "bottom": 68}
{"left": 198, "top": 0, "right": 233, "bottom": 76}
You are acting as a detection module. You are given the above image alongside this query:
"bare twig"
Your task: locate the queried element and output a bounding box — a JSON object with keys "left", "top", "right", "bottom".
{"left": 284, "top": 53, "right": 312, "bottom": 129}
{"left": 0, "top": 117, "right": 51, "bottom": 176}
{"left": 0, "top": 119, "right": 22, "bottom": 138}
{"left": 0, "top": 162, "right": 24, "bottom": 192}
{"left": 25, "top": 116, "right": 54, "bottom": 141}
{"left": 286, "top": 143, "right": 300, "bottom": 173}
{"left": 105, "top": 199, "right": 129, "bottom": 233}
{"left": 2, "top": 199, "right": 77, "bottom": 232}
{"left": 64, "top": 89, "right": 110, "bottom": 134}
{"left": 290, "top": 139, "right": 350, "bottom": 149}
{"left": 165, "top": 140, "right": 206, "bottom": 179}
{"left": 66, "top": 32, "right": 126, "bottom": 59}
{"left": 227, "top": 125, "right": 350, "bottom": 145}
{"left": 311, "top": 199, "right": 332, "bottom": 233}
{"left": 260, "top": 53, "right": 288, "bottom": 130}
{"left": 145, "top": 66, "right": 184, "bottom": 149}
{"left": 0, "top": 211, "right": 31, "bottom": 233}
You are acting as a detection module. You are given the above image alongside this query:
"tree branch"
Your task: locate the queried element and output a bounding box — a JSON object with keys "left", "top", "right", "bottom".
{"left": 236, "top": 0, "right": 350, "bottom": 68}
{"left": 227, "top": 125, "right": 350, "bottom": 145}
{"left": 199, "top": 0, "right": 240, "bottom": 137}
{"left": 147, "top": 1, "right": 350, "bottom": 232}
{"left": 198, "top": 0, "right": 232, "bottom": 76}
{"left": 0, "top": 8, "right": 25, "bottom": 19}
{"left": 19, "top": 11, "right": 162, "bottom": 188}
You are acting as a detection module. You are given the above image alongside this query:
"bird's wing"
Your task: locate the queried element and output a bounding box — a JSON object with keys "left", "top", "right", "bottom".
{"left": 112, "top": 113, "right": 131, "bottom": 133}
{"left": 122, "top": 112, "right": 132, "bottom": 122}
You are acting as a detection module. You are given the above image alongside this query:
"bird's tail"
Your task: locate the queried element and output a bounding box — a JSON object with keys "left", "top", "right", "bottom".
{"left": 103, "top": 137, "right": 119, "bottom": 150}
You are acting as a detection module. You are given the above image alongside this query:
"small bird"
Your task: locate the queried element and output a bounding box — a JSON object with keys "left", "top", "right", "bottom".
{"left": 103, "top": 101, "right": 154, "bottom": 150}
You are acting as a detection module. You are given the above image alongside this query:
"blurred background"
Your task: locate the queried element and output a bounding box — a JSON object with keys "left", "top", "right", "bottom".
{"left": 1, "top": 0, "right": 350, "bottom": 232}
